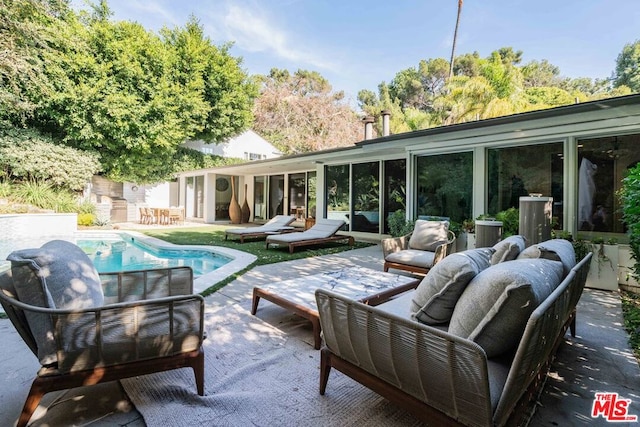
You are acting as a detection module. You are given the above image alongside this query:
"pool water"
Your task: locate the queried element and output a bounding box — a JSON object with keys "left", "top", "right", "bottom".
{"left": 0, "top": 234, "right": 231, "bottom": 277}
{"left": 76, "top": 237, "right": 230, "bottom": 276}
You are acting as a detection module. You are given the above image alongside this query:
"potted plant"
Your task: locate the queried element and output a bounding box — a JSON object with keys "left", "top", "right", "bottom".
{"left": 586, "top": 236, "right": 619, "bottom": 291}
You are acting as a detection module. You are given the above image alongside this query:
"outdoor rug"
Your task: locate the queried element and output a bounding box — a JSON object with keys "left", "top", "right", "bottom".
{"left": 121, "top": 300, "right": 423, "bottom": 426}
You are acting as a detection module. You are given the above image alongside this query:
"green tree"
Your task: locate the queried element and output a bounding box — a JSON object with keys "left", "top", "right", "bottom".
{"left": 35, "top": 5, "right": 255, "bottom": 183}
{"left": 614, "top": 40, "right": 640, "bottom": 92}
{"left": 522, "top": 59, "right": 561, "bottom": 88}
{"left": 0, "top": 0, "right": 66, "bottom": 125}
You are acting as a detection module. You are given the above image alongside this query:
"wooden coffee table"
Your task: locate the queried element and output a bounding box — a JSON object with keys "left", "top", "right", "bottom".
{"left": 251, "top": 266, "right": 420, "bottom": 349}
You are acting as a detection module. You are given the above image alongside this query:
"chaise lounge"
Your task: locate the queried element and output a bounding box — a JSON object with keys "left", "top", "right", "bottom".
{"left": 225, "top": 215, "right": 296, "bottom": 243}
{"left": 265, "top": 218, "right": 354, "bottom": 253}
{"left": 316, "top": 237, "right": 591, "bottom": 426}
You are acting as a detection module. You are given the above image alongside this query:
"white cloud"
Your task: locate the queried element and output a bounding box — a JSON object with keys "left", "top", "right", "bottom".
{"left": 221, "top": 4, "right": 338, "bottom": 72}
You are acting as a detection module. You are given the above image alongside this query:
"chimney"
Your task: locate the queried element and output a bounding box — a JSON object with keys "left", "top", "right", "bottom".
{"left": 363, "top": 116, "right": 374, "bottom": 140}
{"left": 381, "top": 110, "right": 391, "bottom": 136}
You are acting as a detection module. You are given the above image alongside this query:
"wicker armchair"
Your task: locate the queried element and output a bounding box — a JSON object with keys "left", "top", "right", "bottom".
{"left": 0, "top": 259, "right": 205, "bottom": 427}
{"left": 382, "top": 220, "right": 456, "bottom": 275}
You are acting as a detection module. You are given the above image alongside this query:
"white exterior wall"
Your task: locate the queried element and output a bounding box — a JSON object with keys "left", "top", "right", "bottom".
{"left": 182, "top": 130, "right": 280, "bottom": 160}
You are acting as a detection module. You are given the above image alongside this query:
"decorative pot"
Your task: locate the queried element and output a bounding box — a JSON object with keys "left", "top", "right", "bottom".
{"left": 241, "top": 184, "right": 250, "bottom": 223}
{"left": 229, "top": 176, "right": 242, "bottom": 224}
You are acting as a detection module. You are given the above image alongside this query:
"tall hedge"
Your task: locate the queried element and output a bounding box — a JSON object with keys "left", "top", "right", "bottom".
{"left": 0, "top": 128, "right": 101, "bottom": 191}
{"left": 621, "top": 163, "right": 640, "bottom": 279}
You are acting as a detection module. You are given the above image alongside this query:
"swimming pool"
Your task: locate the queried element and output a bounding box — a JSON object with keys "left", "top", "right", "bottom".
{"left": 77, "top": 235, "right": 230, "bottom": 276}
{"left": 0, "top": 230, "right": 257, "bottom": 294}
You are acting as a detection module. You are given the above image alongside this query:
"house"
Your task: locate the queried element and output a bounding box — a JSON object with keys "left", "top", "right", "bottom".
{"left": 87, "top": 130, "right": 280, "bottom": 222}
{"left": 174, "top": 94, "right": 640, "bottom": 289}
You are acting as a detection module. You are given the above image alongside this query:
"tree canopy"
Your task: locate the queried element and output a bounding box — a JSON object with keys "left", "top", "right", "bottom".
{"left": 252, "top": 68, "right": 362, "bottom": 154}
{"left": 2, "top": 0, "right": 256, "bottom": 184}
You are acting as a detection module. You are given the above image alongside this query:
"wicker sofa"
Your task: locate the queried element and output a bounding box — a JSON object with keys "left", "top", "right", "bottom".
{"left": 316, "top": 237, "right": 591, "bottom": 427}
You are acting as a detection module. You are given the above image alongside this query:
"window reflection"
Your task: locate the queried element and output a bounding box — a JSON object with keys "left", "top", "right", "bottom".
{"left": 578, "top": 134, "right": 640, "bottom": 235}
{"left": 416, "top": 152, "right": 472, "bottom": 223}
{"left": 487, "top": 143, "right": 563, "bottom": 226}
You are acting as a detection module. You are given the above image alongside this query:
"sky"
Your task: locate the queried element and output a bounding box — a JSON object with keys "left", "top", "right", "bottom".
{"left": 71, "top": 0, "right": 640, "bottom": 105}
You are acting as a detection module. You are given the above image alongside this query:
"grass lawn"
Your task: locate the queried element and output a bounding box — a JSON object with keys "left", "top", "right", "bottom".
{"left": 136, "top": 224, "right": 373, "bottom": 295}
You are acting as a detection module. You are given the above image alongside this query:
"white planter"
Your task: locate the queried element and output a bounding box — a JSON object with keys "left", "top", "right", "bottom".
{"left": 467, "top": 233, "right": 476, "bottom": 250}
{"left": 586, "top": 244, "right": 619, "bottom": 291}
{"left": 618, "top": 245, "right": 640, "bottom": 293}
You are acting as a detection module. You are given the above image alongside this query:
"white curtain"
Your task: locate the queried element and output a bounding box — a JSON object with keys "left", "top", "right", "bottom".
{"left": 578, "top": 158, "right": 597, "bottom": 229}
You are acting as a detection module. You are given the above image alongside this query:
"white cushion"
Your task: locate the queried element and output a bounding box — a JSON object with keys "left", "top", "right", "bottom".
{"left": 7, "top": 240, "right": 104, "bottom": 365}
{"left": 410, "top": 248, "right": 494, "bottom": 325}
{"left": 491, "top": 235, "right": 526, "bottom": 264}
{"left": 517, "top": 238, "right": 576, "bottom": 276}
{"left": 385, "top": 249, "right": 436, "bottom": 269}
{"left": 408, "top": 220, "right": 449, "bottom": 252}
{"left": 448, "top": 258, "right": 564, "bottom": 357}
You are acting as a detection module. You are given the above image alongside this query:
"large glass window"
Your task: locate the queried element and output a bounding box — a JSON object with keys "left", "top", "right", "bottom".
{"left": 416, "top": 152, "right": 472, "bottom": 224}
{"left": 488, "top": 143, "right": 563, "bottom": 226}
{"left": 307, "top": 171, "right": 317, "bottom": 218}
{"left": 253, "top": 176, "right": 266, "bottom": 220}
{"left": 578, "top": 134, "right": 640, "bottom": 237}
{"left": 383, "top": 159, "right": 406, "bottom": 233}
{"left": 325, "top": 165, "right": 350, "bottom": 224}
{"left": 288, "top": 173, "right": 306, "bottom": 220}
{"left": 352, "top": 162, "right": 380, "bottom": 232}
{"left": 268, "top": 175, "right": 284, "bottom": 218}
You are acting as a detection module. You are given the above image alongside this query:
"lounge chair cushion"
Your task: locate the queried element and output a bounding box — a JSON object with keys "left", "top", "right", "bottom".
{"left": 448, "top": 258, "right": 564, "bottom": 357}
{"left": 410, "top": 248, "right": 494, "bottom": 325}
{"left": 491, "top": 235, "right": 526, "bottom": 264}
{"left": 266, "top": 218, "right": 344, "bottom": 243}
{"left": 408, "top": 220, "right": 449, "bottom": 252}
{"left": 7, "top": 240, "right": 104, "bottom": 365}
{"left": 385, "top": 249, "right": 436, "bottom": 269}
{"left": 226, "top": 215, "right": 295, "bottom": 235}
{"left": 517, "top": 238, "right": 576, "bottom": 276}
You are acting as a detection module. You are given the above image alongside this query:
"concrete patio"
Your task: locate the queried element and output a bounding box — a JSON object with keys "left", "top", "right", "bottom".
{"left": 0, "top": 245, "right": 638, "bottom": 426}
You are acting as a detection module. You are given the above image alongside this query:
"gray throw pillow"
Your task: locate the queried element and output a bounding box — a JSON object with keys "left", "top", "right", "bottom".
{"left": 448, "top": 258, "right": 564, "bottom": 357}
{"left": 517, "top": 238, "right": 576, "bottom": 276}
{"left": 8, "top": 240, "right": 104, "bottom": 365}
{"left": 408, "top": 220, "right": 449, "bottom": 252}
{"left": 410, "top": 248, "right": 494, "bottom": 325}
{"left": 491, "top": 235, "right": 526, "bottom": 265}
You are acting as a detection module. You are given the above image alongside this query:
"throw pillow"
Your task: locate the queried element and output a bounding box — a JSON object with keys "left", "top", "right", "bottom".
{"left": 517, "top": 238, "right": 576, "bottom": 276}
{"left": 410, "top": 248, "right": 494, "bottom": 324}
{"left": 408, "top": 220, "right": 449, "bottom": 252}
{"left": 8, "top": 240, "right": 104, "bottom": 365}
{"left": 448, "top": 258, "right": 564, "bottom": 357}
{"left": 491, "top": 235, "right": 526, "bottom": 265}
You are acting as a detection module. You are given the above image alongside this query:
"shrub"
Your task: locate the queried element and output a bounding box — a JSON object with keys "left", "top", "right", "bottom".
{"left": 388, "top": 210, "right": 415, "bottom": 237}
{"left": 12, "top": 180, "right": 56, "bottom": 210}
{"left": 495, "top": 207, "right": 519, "bottom": 237}
{"left": 76, "top": 199, "right": 97, "bottom": 215}
{"left": 77, "top": 213, "right": 96, "bottom": 226}
{"left": 0, "top": 128, "right": 101, "bottom": 191}
{"left": 621, "top": 163, "right": 640, "bottom": 280}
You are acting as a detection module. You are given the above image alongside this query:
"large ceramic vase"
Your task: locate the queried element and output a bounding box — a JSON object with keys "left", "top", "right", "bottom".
{"left": 241, "top": 183, "right": 250, "bottom": 223}
{"left": 229, "top": 176, "right": 242, "bottom": 224}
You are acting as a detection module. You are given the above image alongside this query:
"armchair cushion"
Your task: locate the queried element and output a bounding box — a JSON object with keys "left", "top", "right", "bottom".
{"left": 448, "top": 258, "right": 564, "bottom": 357}
{"left": 7, "top": 240, "right": 104, "bottom": 365}
{"left": 517, "top": 238, "right": 576, "bottom": 276}
{"left": 384, "top": 249, "right": 436, "bottom": 269}
{"left": 410, "top": 248, "right": 494, "bottom": 325}
{"left": 408, "top": 220, "right": 449, "bottom": 252}
{"left": 491, "top": 235, "right": 526, "bottom": 264}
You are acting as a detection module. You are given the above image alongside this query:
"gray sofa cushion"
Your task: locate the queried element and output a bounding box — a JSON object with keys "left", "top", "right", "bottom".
{"left": 491, "top": 235, "right": 526, "bottom": 265}
{"left": 7, "top": 240, "right": 104, "bottom": 365}
{"left": 408, "top": 220, "right": 449, "bottom": 252}
{"left": 517, "top": 238, "right": 576, "bottom": 276}
{"left": 410, "top": 248, "right": 494, "bottom": 325}
{"left": 448, "top": 258, "right": 564, "bottom": 357}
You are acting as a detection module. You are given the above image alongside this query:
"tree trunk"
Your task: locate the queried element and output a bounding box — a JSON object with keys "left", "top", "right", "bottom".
{"left": 449, "top": 0, "right": 463, "bottom": 79}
